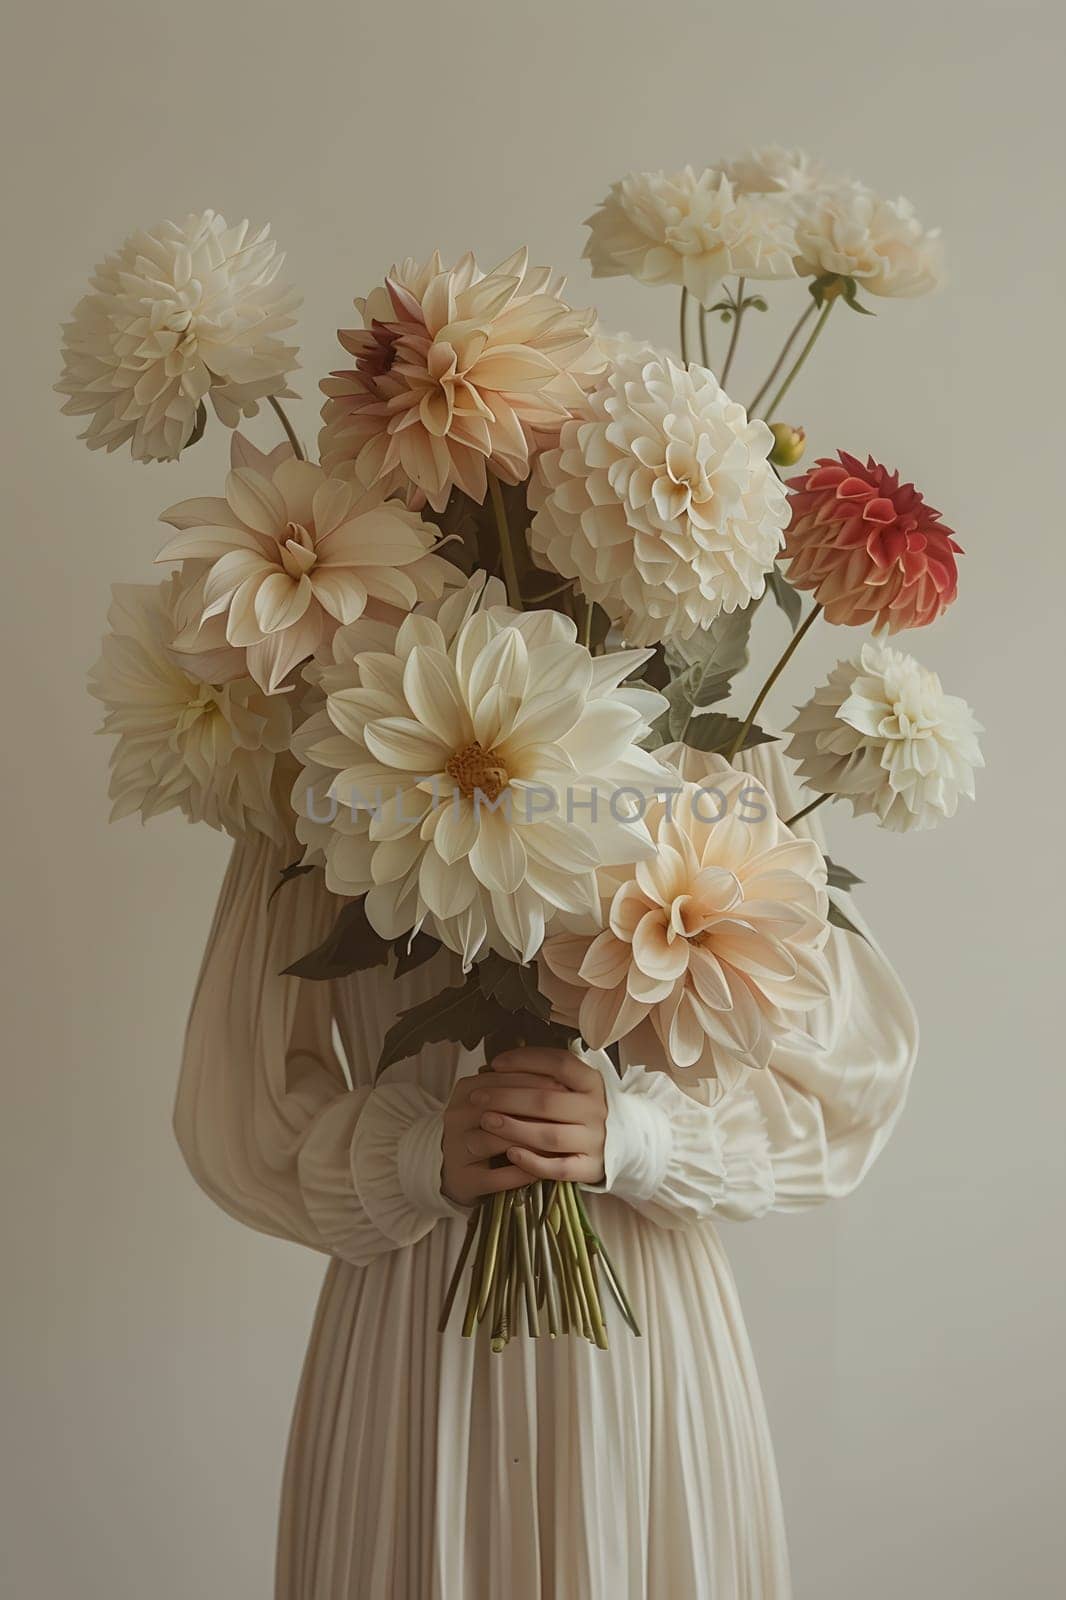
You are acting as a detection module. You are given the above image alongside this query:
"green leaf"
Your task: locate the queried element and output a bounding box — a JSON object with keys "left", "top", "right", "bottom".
{"left": 478, "top": 953, "right": 555, "bottom": 1021}
{"left": 824, "top": 857, "right": 863, "bottom": 892}
{"left": 840, "top": 276, "right": 875, "bottom": 316}
{"left": 665, "top": 607, "right": 754, "bottom": 708}
{"left": 186, "top": 401, "right": 208, "bottom": 450}
{"left": 827, "top": 897, "right": 868, "bottom": 942}
{"left": 282, "top": 897, "right": 392, "bottom": 981}
{"left": 377, "top": 954, "right": 573, "bottom": 1074}
{"left": 392, "top": 930, "right": 439, "bottom": 979}
{"left": 766, "top": 567, "right": 803, "bottom": 633}
{"left": 681, "top": 711, "right": 777, "bottom": 754}
{"left": 746, "top": 295, "right": 769, "bottom": 313}
{"left": 268, "top": 860, "right": 316, "bottom": 906}
{"left": 377, "top": 973, "right": 503, "bottom": 1073}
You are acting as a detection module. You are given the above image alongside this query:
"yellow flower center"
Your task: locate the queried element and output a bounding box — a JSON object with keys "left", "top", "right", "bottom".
{"left": 445, "top": 740, "right": 510, "bottom": 802}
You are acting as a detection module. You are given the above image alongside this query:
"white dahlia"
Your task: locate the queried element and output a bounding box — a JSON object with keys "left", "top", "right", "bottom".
{"left": 89, "top": 577, "right": 293, "bottom": 841}
{"left": 583, "top": 168, "right": 797, "bottom": 305}
{"left": 290, "top": 573, "right": 672, "bottom": 965}
{"left": 792, "top": 182, "right": 944, "bottom": 297}
{"left": 57, "top": 211, "right": 300, "bottom": 462}
{"left": 156, "top": 432, "right": 450, "bottom": 694}
{"left": 528, "top": 350, "right": 788, "bottom": 645}
{"left": 539, "top": 753, "right": 831, "bottom": 1086}
{"left": 720, "top": 145, "right": 832, "bottom": 197}
{"left": 786, "top": 642, "right": 983, "bottom": 832}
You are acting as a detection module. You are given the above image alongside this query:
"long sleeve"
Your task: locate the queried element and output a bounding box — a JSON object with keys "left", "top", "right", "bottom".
{"left": 174, "top": 833, "right": 464, "bottom": 1266}
{"left": 595, "top": 739, "right": 919, "bottom": 1230}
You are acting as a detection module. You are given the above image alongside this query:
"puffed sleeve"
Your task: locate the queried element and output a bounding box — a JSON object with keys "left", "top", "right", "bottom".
{"left": 593, "top": 739, "right": 919, "bottom": 1229}
{"left": 173, "top": 834, "right": 464, "bottom": 1265}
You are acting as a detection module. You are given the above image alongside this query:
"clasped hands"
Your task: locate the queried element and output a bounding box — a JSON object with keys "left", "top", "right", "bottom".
{"left": 441, "top": 1048, "right": 608, "bottom": 1208}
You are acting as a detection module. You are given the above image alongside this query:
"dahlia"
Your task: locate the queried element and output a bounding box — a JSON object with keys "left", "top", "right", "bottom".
{"left": 318, "top": 248, "right": 602, "bottom": 511}
{"left": 786, "top": 643, "right": 984, "bottom": 832}
{"left": 57, "top": 211, "right": 300, "bottom": 463}
{"left": 720, "top": 146, "right": 832, "bottom": 197}
{"left": 583, "top": 168, "right": 797, "bottom": 305}
{"left": 783, "top": 451, "right": 961, "bottom": 632}
{"left": 539, "top": 754, "right": 831, "bottom": 1086}
{"left": 792, "top": 182, "right": 944, "bottom": 297}
{"left": 88, "top": 577, "right": 292, "bottom": 841}
{"left": 156, "top": 432, "right": 450, "bottom": 694}
{"left": 290, "top": 573, "right": 671, "bottom": 966}
{"left": 529, "top": 349, "right": 788, "bottom": 646}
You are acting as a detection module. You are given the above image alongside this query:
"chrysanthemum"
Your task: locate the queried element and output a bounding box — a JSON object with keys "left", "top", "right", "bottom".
{"left": 156, "top": 433, "right": 450, "bottom": 694}
{"left": 529, "top": 349, "right": 788, "bottom": 645}
{"left": 88, "top": 577, "right": 293, "bottom": 841}
{"left": 539, "top": 754, "right": 831, "bottom": 1085}
{"left": 318, "top": 248, "right": 603, "bottom": 512}
{"left": 783, "top": 451, "right": 961, "bottom": 632}
{"left": 289, "top": 573, "right": 671, "bottom": 965}
{"left": 792, "top": 182, "right": 944, "bottom": 297}
{"left": 720, "top": 145, "right": 832, "bottom": 196}
{"left": 583, "top": 168, "right": 797, "bottom": 305}
{"left": 57, "top": 211, "right": 300, "bottom": 462}
{"left": 786, "top": 642, "right": 984, "bottom": 832}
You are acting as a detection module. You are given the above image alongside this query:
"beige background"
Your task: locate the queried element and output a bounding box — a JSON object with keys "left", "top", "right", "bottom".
{"left": 2, "top": 0, "right": 1063, "bottom": 1594}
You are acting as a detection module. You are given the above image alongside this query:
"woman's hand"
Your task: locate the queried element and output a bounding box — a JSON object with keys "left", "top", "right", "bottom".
{"left": 441, "top": 1071, "right": 543, "bottom": 1207}
{"left": 470, "top": 1048, "right": 608, "bottom": 1185}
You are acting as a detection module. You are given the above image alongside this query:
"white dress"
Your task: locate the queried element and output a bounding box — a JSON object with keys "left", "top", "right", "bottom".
{"left": 174, "top": 745, "right": 917, "bottom": 1599}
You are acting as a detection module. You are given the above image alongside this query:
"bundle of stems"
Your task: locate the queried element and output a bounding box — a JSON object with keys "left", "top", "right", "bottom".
{"left": 439, "top": 1178, "right": 640, "bottom": 1353}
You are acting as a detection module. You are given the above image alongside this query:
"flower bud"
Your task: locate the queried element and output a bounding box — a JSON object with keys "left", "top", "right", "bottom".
{"left": 769, "top": 423, "right": 806, "bottom": 467}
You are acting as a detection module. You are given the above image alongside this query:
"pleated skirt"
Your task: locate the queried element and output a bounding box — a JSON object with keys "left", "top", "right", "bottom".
{"left": 277, "top": 1199, "right": 790, "bottom": 1599}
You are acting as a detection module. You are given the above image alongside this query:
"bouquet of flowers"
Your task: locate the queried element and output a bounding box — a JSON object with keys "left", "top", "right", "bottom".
{"left": 67, "top": 149, "right": 982, "bottom": 1354}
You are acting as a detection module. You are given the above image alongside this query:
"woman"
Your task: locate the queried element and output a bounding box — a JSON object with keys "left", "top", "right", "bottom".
{"left": 175, "top": 743, "right": 917, "bottom": 1598}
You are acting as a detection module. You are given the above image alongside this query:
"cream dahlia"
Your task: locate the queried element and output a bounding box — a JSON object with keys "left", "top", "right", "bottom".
{"left": 786, "top": 643, "right": 983, "bottom": 832}
{"left": 89, "top": 577, "right": 292, "bottom": 841}
{"left": 318, "top": 248, "right": 603, "bottom": 512}
{"left": 529, "top": 349, "right": 788, "bottom": 645}
{"left": 720, "top": 146, "right": 832, "bottom": 197}
{"left": 583, "top": 168, "right": 797, "bottom": 305}
{"left": 57, "top": 211, "right": 300, "bottom": 462}
{"left": 783, "top": 451, "right": 961, "bottom": 632}
{"left": 792, "top": 182, "right": 944, "bottom": 297}
{"left": 156, "top": 432, "right": 450, "bottom": 694}
{"left": 539, "top": 754, "right": 831, "bottom": 1086}
{"left": 290, "top": 573, "right": 671, "bottom": 965}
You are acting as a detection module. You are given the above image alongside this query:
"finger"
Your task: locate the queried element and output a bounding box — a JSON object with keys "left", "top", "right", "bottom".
{"left": 474, "top": 1070, "right": 554, "bottom": 1092}
{"left": 463, "top": 1129, "right": 512, "bottom": 1160}
{"left": 505, "top": 1147, "right": 602, "bottom": 1183}
{"left": 469, "top": 1085, "right": 576, "bottom": 1122}
{"left": 478, "top": 1114, "right": 588, "bottom": 1153}
{"left": 491, "top": 1049, "right": 596, "bottom": 1093}
{"left": 476, "top": 1163, "right": 535, "bottom": 1194}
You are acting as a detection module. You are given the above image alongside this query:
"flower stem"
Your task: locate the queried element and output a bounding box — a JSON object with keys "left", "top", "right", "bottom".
{"left": 729, "top": 602, "right": 822, "bottom": 760}
{"left": 489, "top": 474, "right": 522, "bottom": 608}
{"left": 748, "top": 301, "right": 815, "bottom": 415}
{"left": 698, "top": 304, "right": 710, "bottom": 367}
{"left": 476, "top": 1190, "right": 508, "bottom": 1321}
{"left": 580, "top": 600, "right": 594, "bottom": 650}
{"left": 438, "top": 1204, "right": 480, "bottom": 1333}
{"left": 719, "top": 277, "right": 746, "bottom": 389}
{"left": 763, "top": 302, "right": 834, "bottom": 422}
{"left": 574, "top": 1188, "right": 641, "bottom": 1336}
{"left": 679, "top": 288, "right": 691, "bottom": 365}
{"left": 267, "top": 394, "right": 305, "bottom": 461}
{"left": 784, "top": 792, "right": 833, "bottom": 828}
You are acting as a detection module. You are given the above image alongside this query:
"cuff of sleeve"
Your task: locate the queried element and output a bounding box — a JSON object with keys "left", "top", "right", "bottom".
{"left": 353, "top": 1086, "right": 465, "bottom": 1248}
{"left": 597, "top": 1059, "right": 674, "bottom": 1204}
{"left": 397, "top": 1107, "right": 466, "bottom": 1222}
